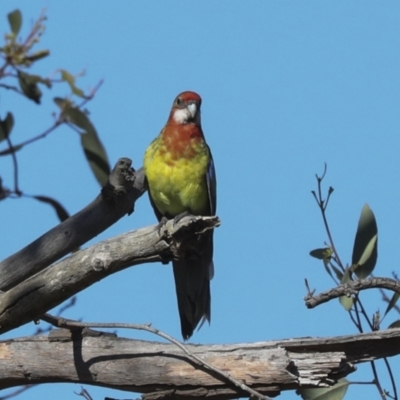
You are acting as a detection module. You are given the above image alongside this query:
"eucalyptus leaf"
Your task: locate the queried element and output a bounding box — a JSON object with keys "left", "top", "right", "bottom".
{"left": 63, "top": 107, "right": 93, "bottom": 132}
{"left": 384, "top": 292, "right": 400, "bottom": 317}
{"left": 80, "top": 131, "right": 111, "bottom": 186}
{"left": 53, "top": 97, "right": 72, "bottom": 110}
{"left": 8, "top": 9, "right": 22, "bottom": 36}
{"left": 17, "top": 70, "right": 42, "bottom": 104}
{"left": 60, "top": 69, "right": 85, "bottom": 97}
{"left": 351, "top": 204, "right": 378, "bottom": 279}
{"left": 297, "top": 378, "right": 349, "bottom": 400}
{"left": 310, "top": 248, "right": 332, "bottom": 260}
{"left": 33, "top": 195, "right": 70, "bottom": 222}
{"left": 26, "top": 73, "right": 52, "bottom": 88}
{"left": 63, "top": 107, "right": 110, "bottom": 186}
{"left": 0, "top": 112, "right": 14, "bottom": 142}
{"left": 388, "top": 320, "right": 400, "bottom": 329}
{"left": 339, "top": 268, "right": 353, "bottom": 311}
{"left": 26, "top": 49, "right": 50, "bottom": 63}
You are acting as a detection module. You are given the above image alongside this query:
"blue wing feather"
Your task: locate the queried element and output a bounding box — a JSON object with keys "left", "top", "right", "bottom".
{"left": 206, "top": 145, "right": 217, "bottom": 216}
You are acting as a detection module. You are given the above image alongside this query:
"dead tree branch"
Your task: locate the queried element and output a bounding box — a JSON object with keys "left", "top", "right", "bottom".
{"left": 2, "top": 328, "right": 400, "bottom": 399}
{"left": 305, "top": 277, "right": 400, "bottom": 309}
{"left": 0, "top": 157, "right": 145, "bottom": 290}
{"left": 41, "top": 316, "right": 270, "bottom": 400}
{"left": 0, "top": 214, "right": 220, "bottom": 335}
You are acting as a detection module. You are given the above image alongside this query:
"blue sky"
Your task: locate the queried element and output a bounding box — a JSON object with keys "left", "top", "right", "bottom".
{"left": 1, "top": 1, "right": 400, "bottom": 399}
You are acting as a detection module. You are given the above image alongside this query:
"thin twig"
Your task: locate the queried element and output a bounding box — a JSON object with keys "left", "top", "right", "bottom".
{"left": 4, "top": 135, "right": 20, "bottom": 195}
{"left": 41, "top": 314, "right": 271, "bottom": 400}
{"left": 0, "top": 83, "right": 22, "bottom": 94}
{"left": 74, "top": 387, "right": 93, "bottom": 400}
{"left": 0, "top": 79, "right": 103, "bottom": 153}
{"left": 355, "top": 296, "right": 374, "bottom": 331}
{"left": 0, "top": 385, "right": 34, "bottom": 400}
{"left": 382, "top": 356, "right": 398, "bottom": 400}
{"left": 0, "top": 116, "right": 63, "bottom": 156}
{"left": 311, "top": 165, "right": 397, "bottom": 399}
{"left": 34, "top": 296, "right": 77, "bottom": 335}
{"left": 22, "top": 9, "right": 47, "bottom": 50}
{"left": 348, "top": 380, "right": 375, "bottom": 385}
{"left": 350, "top": 299, "right": 362, "bottom": 332}
{"left": 77, "top": 79, "right": 104, "bottom": 108}
{"left": 356, "top": 298, "right": 397, "bottom": 399}
{"left": 369, "top": 360, "right": 386, "bottom": 400}
{"left": 313, "top": 164, "right": 344, "bottom": 270}
{"left": 0, "top": 61, "right": 9, "bottom": 79}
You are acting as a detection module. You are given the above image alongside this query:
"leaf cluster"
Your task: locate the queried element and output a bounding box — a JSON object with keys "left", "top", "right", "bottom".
{"left": 304, "top": 166, "right": 399, "bottom": 400}
{"left": 0, "top": 9, "right": 110, "bottom": 221}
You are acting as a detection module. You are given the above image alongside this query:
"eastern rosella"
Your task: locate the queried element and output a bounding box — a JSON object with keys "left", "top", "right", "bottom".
{"left": 143, "top": 91, "right": 216, "bottom": 340}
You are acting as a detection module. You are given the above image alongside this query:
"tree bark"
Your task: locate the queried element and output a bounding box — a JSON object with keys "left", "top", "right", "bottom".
{"left": 0, "top": 215, "right": 220, "bottom": 335}
{"left": 0, "top": 158, "right": 145, "bottom": 291}
{"left": 1, "top": 159, "right": 399, "bottom": 400}
{"left": 1, "top": 328, "right": 400, "bottom": 399}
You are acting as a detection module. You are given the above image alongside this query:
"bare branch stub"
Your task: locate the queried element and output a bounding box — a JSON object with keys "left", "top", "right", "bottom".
{"left": 101, "top": 157, "right": 137, "bottom": 214}
{"left": 0, "top": 158, "right": 146, "bottom": 291}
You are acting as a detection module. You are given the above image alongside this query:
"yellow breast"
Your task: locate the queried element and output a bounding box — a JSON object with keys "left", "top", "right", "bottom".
{"left": 144, "top": 137, "right": 210, "bottom": 217}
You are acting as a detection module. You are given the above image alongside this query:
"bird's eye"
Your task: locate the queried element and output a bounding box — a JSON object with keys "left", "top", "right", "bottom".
{"left": 176, "top": 97, "right": 182, "bottom": 106}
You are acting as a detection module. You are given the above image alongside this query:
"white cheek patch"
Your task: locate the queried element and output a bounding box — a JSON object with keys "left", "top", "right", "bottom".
{"left": 173, "top": 108, "right": 190, "bottom": 124}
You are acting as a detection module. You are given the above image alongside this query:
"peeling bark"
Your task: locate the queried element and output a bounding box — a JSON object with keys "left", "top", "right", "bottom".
{"left": 1, "top": 328, "right": 399, "bottom": 399}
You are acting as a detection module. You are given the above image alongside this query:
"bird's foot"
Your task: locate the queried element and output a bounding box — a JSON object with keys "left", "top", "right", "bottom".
{"left": 156, "top": 216, "right": 169, "bottom": 236}
{"left": 156, "top": 217, "right": 171, "bottom": 265}
{"left": 173, "top": 211, "right": 192, "bottom": 226}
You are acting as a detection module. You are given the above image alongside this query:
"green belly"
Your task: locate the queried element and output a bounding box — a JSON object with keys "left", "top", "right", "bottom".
{"left": 148, "top": 158, "right": 209, "bottom": 216}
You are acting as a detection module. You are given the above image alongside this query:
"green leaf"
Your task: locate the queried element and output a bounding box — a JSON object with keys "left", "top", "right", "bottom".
{"left": 63, "top": 106, "right": 93, "bottom": 131}
{"left": 81, "top": 131, "right": 111, "bottom": 186}
{"left": 339, "top": 268, "right": 353, "bottom": 311}
{"left": 310, "top": 248, "right": 334, "bottom": 278}
{"left": 25, "top": 49, "right": 50, "bottom": 63}
{"left": 8, "top": 10, "right": 22, "bottom": 36}
{"left": 331, "top": 265, "right": 343, "bottom": 281}
{"left": 384, "top": 292, "right": 400, "bottom": 317}
{"left": 60, "top": 69, "right": 85, "bottom": 97}
{"left": 53, "top": 97, "right": 73, "bottom": 110}
{"left": 310, "top": 248, "right": 332, "bottom": 260}
{"left": 0, "top": 112, "right": 14, "bottom": 142}
{"left": 297, "top": 378, "right": 349, "bottom": 400}
{"left": 33, "top": 195, "right": 70, "bottom": 222}
{"left": 26, "top": 73, "right": 52, "bottom": 88}
{"left": 63, "top": 107, "right": 110, "bottom": 186}
{"left": 17, "top": 70, "right": 42, "bottom": 103}
{"left": 351, "top": 204, "right": 378, "bottom": 279}
{"left": 388, "top": 320, "right": 400, "bottom": 329}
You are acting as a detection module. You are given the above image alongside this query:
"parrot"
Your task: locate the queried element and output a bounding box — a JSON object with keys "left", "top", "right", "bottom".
{"left": 143, "top": 91, "right": 216, "bottom": 340}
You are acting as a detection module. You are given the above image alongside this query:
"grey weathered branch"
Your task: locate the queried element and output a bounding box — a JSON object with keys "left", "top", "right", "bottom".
{"left": 2, "top": 328, "right": 400, "bottom": 399}
{"left": 0, "top": 214, "right": 220, "bottom": 335}
{"left": 305, "top": 277, "right": 400, "bottom": 309}
{"left": 0, "top": 158, "right": 146, "bottom": 291}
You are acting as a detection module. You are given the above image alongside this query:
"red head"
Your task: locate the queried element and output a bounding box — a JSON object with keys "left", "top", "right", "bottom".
{"left": 168, "top": 91, "right": 202, "bottom": 126}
